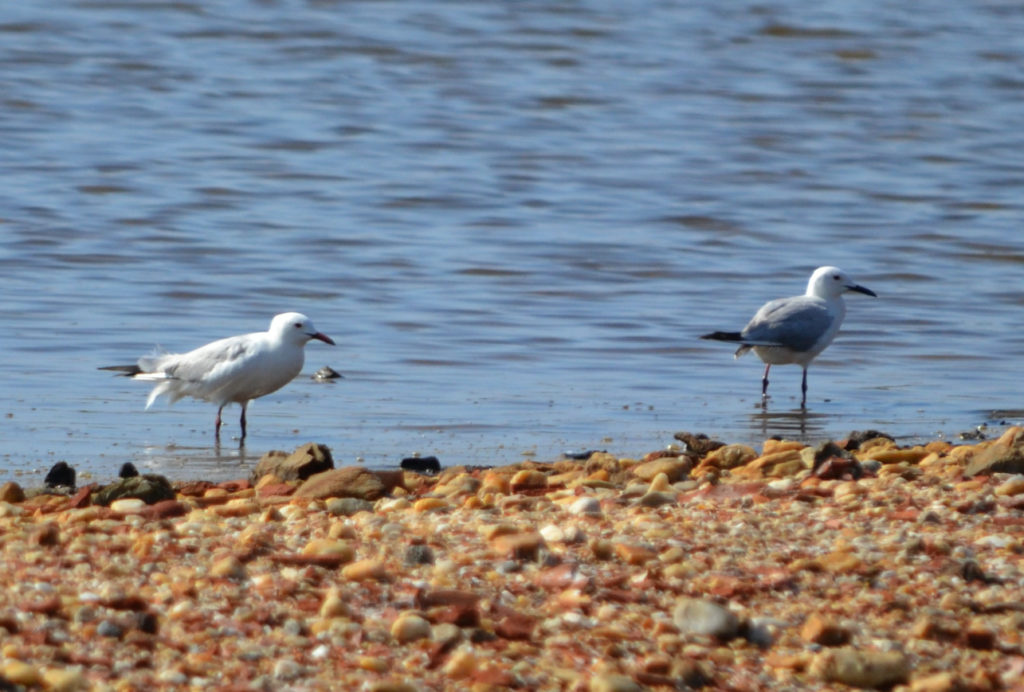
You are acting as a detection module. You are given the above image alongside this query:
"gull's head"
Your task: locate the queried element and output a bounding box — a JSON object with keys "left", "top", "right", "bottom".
{"left": 807, "top": 266, "right": 877, "bottom": 300}
{"left": 270, "top": 312, "right": 336, "bottom": 346}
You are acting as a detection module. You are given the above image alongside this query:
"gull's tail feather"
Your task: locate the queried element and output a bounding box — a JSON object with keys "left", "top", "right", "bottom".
{"left": 700, "top": 331, "right": 744, "bottom": 342}
{"left": 99, "top": 364, "right": 143, "bottom": 377}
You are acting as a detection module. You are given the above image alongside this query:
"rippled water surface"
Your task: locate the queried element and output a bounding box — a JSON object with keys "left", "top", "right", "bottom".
{"left": 2, "top": 0, "right": 1023, "bottom": 483}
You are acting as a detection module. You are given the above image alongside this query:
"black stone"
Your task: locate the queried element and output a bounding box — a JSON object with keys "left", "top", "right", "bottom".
{"left": 44, "top": 461, "right": 76, "bottom": 490}
{"left": 400, "top": 456, "right": 441, "bottom": 474}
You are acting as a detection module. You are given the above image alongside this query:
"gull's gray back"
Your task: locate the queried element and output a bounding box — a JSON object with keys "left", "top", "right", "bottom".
{"left": 741, "top": 296, "right": 841, "bottom": 354}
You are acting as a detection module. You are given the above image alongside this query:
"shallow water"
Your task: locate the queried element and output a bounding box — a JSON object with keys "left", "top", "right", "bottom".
{"left": 2, "top": 0, "right": 1023, "bottom": 484}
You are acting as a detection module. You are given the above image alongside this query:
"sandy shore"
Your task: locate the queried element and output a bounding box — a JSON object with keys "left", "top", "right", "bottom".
{"left": 1, "top": 428, "right": 1023, "bottom": 691}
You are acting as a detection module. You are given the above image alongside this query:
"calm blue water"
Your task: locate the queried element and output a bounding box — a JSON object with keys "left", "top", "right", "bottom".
{"left": 2, "top": 0, "right": 1023, "bottom": 483}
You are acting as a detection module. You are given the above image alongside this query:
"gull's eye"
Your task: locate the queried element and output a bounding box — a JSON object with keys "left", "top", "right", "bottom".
{"left": 294, "top": 322, "right": 303, "bottom": 329}
{"left": 833, "top": 275, "right": 841, "bottom": 280}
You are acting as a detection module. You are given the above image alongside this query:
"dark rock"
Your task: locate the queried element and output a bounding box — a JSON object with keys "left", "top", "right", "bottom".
{"left": 404, "top": 544, "right": 436, "bottom": 566}
{"left": 119, "top": 463, "right": 140, "bottom": 478}
{"left": 96, "top": 620, "right": 124, "bottom": 639}
{"left": 130, "top": 611, "right": 159, "bottom": 635}
{"left": 312, "top": 366, "right": 343, "bottom": 381}
{"left": 673, "top": 432, "right": 725, "bottom": 456}
{"left": 400, "top": 456, "right": 441, "bottom": 474}
{"left": 30, "top": 522, "right": 60, "bottom": 547}
{"left": 44, "top": 461, "right": 76, "bottom": 490}
{"left": 961, "top": 559, "right": 1002, "bottom": 585}
{"left": 562, "top": 450, "right": 605, "bottom": 461}
{"left": 812, "top": 442, "right": 863, "bottom": 480}
{"left": 251, "top": 442, "right": 334, "bottom": 483}
{"left": 843, "top": 430, "right": 895, "bottom": 451}
{"left": 94, "top": 474, "right": 175, "bottom": 506}
{"left": 958, "top": 426, "right": 987, "bottom": 441}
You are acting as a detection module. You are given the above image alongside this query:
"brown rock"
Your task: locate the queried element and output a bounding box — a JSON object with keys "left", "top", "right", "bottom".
{"left": 909, "top": 672, "right": 960, "bottom": 692}
{"left": 509, "top": 469, "right": 548, "bottom": 492}
{"left": 614, "top": 542, "right": 657, "bottom": 565}
{"left": 630, "top": 457, "right": 692, "bottom": 483}
{"left": 699, "top": 444, "right": 757, "bottom": 471}
{"left": 139, "top": 500, "right": 188, "bottom": 520}
{"left": 490, "top": 532, "right": 544, "bottom": 561}
{"left": 30, "top": 522, "right": 60, "bottom": 547}
{"left": 256, "top": 482, "right": 296, "bottom": 498}
{"left": 492, "top": 605, "right": 536, "bottom": 641}
{"left": 800, "top": 613, "right": 851, "bottom": 646}
{"left": 294, "top": 466, "right": 401, "bottom": 501}
{"left": 738, "top": 449, "right": 806, "bottom": 478}
{"left": 811, "top": 648, "right": 910, "bottom": 688}
{"left": 0, "top": 481, "right": 25, "bottom": 503}
{"left": 965, "top": 426, "right": 1024, "bottom": 476}
{"left": 910, "top": 615, "right": 961, "bottom": 642}
{"left": 252, "top": 442, "right": 334, "bottom": 482}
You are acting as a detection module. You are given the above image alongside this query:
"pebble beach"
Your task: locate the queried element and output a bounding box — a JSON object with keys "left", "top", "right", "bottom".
{"left": 2, "top": 428, "right": 1024, "bottom": 692}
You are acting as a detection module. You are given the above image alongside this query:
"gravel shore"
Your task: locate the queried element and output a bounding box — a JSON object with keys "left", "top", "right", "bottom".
{"left": 2, "top": 428, "right": 1024, "bottom": 691}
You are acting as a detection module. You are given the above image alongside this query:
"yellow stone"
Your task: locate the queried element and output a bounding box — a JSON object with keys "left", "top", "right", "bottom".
{"left": 866, "top": 447, "right": 929, "bottom": 465}
{"left": 762, "top": 439, "right": 806, "bottom": 455}
{"left": 342, "top": 559, "right": 387, "bottom": 581}
{"left": 109, "top": 498, "right": 146, "bottom": 515}
{"left": 2, "top": 661, "right": 42, "bottom": 686}
{"left": 254, "top": 473, "right": 284, "bottom": 489}
{"left": 320, "top": 587, "right": 349, "bottom": 618}
{"left": 210, "top": 556, "right": 246, "bottom": 580}
{"left": 211, "top": 499, "right": 259, "bottom": 517}
{"left": 413, "top": 497, "right": 449, "bottom": 512}
{"left": 442, "top": 649, "right": 477, "bottom": 679}
{"left": 995, "top": 476, "right": 1024, "bottom": 497}
{"left": 302, "top": 539, "right": 355, "bottom": 562}
{"left": 909, "top": 672, "right": 958, "bottom": 692}
{"left": 509, "top": 469, "right": 548, "bottom": 489}
{"left": 481, "top": 471, "right": 511, "bottom": 494}
{"left": 42, "top": 668, "right": 88, "bottom": 692}
{"left": 648, "top": 473, "right": 671, "bottom": 492}
{"left": 701, "top": 444, "right": 757, "bottom": 470}
{"left": 614, "top": 542, "right": 656, "bottom": 565}
{"left": 833, "top": 481, "right": 867, "bottom": 501}
{"left": 390, "top": 612, "right": 431, "bottom": 643}
{"left": 358, "top": 656, "right": 390, "bottom": 673}
{"left": 854, "top": 437, "right": 896, "bottom": 456}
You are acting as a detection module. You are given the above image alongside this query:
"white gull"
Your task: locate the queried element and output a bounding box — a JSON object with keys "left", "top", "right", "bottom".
{"left": 102, "top": 312, "right": 335, "bottom": 440}
{"left": 700, "top": 266, "right": 876, "bottom": 408}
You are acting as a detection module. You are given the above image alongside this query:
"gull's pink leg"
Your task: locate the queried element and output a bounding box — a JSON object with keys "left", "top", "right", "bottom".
{"left": 215, "top": 405, "right": 224, "bottom": 439}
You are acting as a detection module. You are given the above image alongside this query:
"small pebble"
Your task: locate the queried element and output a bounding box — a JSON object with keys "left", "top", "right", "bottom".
{"left": 96, "top": 620, "right": 124, "bottom": 638}
{"left": 273, "top": 659, "right": 303, "bottom": 681}
{"left": 391, "top": 612, "right": 431, "bottom": 643}
{"left": 673, "top": 598, "right": 740, "bottom": 640}
{"left": 569, "top": 496, "right": 602, "bottom": 516}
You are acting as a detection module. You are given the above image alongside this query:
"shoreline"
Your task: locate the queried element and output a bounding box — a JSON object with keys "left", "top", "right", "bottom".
{"left": 1, "top": 430, "right": 1023, "bottom": 690}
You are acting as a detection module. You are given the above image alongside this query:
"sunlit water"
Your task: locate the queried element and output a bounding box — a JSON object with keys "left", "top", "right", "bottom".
{"left": 2, "top": 0, "right": 1023, "bottom": 484}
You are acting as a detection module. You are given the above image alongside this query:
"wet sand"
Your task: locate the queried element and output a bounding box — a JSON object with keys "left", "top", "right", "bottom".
{"left": 1, "top": 430, "right": 1023, "bottom": 691}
